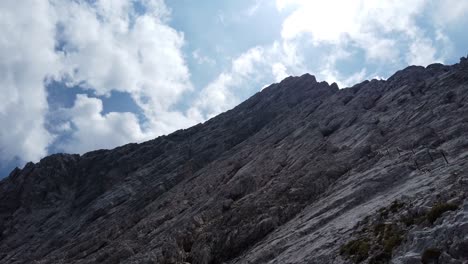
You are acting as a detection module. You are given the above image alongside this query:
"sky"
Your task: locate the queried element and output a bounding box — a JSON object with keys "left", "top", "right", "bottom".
{"left": 0, "top": 0, "right": 467, "bottom": 178}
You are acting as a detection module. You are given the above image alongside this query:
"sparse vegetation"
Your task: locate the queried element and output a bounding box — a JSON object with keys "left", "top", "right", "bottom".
{"left": 342, "top": 200, "right": 411, "bottom": 263}
{"left": 426, "top": 203, "right": 458, "bottom": 224}
{"left": 378, "top": 207, "right": 389, "bottom": 219}
{"left": 377, "top": 201, "right": 404, "bottom": 220}
{"left": 340, "top": 238, "right": 370, "bottom": 263}
{"left": 342, "top": 200, "right": 460, "bottom": 263}
{"left": 382, "top": 232, "right": 403, "bottom": 254}
{"left": 342, "top": 223, "right": 403, "bottom": 263}
{"left": 373, "top": 223, "right": 403, "bottom": 254}
{"left": 399, "top": 215, "right": 415, "bottom": 226}
{"left": 399, "top": 212, "right": 425, "bottom": 227}
{"left": 389, "top": 201, "right": 404, "bottom": 213}
{"left": 373, "top": 223, "right": 386, "bottom": 236}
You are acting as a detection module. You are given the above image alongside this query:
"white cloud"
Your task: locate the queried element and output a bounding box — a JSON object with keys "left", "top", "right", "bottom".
{"left": 276, "top": 0, "right": 435, "bottom": 64}
{"left": 188, "top": 0, "right": 465, "bottom": 126}
{"left": 361, "top": 37, "right": 398, "bottom": 63}
{"left": 320, "top": 67, "right": 366, "bottom": 88}
{"left": 315, "top": 48, "right": 354, "bottom": 87}
{"left": 280, "top": 1, "right": 361, "bottom": 44}
{"left": 53, "top": 0, "right": 202, "bottom": 150}
{"left": 193, "top": 49, "right": 216, "bottom": 65}
{"left": 56, "top": 0, "right": 192, "bottom": 113}
{"left": 190, "top": 73, "right": 237, "bottom": 119}
{"left": 59, "top": 94, "right": 148, "bottom": 154}
{"left": 0, "top": 0, "right": 195, "bottom": 164}
{"left": 432, "top": 0, "right": 468, "bottom": 27}
{"left": 0, "top": 0, "right": 59, "bottom": 163}
{"left": 232, "top": 47, "right": 265, "bottom": 77}
{"left": 189, "top": 46, "right": 277, "bottom": 119}
{"left": 272, "top": 63, "right": 288, "bottom": 82}
{"left": 203, "top": 48, "right": 264, "bottom": 113}
{"left": 188, "top": 42, "right": 310, "bottom": 120}
{"left": 407, "top": 38, "right": 439, "bottom": 66}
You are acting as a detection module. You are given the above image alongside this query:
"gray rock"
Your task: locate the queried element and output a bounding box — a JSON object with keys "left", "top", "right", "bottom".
{"left": 1, "top": 61, "right": 468, "bottom": 264}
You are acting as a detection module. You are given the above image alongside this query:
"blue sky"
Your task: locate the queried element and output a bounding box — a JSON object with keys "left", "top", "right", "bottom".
{"left": 0, "top": 0, "right": 467, "bottom": 178}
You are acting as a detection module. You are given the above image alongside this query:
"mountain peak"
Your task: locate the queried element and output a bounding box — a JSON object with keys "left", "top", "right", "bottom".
{"left": 1, "top": 60, "right": 468, "bottom": 264}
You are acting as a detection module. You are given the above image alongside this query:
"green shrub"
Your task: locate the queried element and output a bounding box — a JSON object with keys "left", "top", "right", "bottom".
{"left": 426, "top": 203, "right": 458, "bottom": 224}
{"left": 389, "top": 201, "right": 404, "bottom": 213}
{"left": 373, "top": 223, "right": 386, "bottom": 237}
{"left": 340, "top": 238, "right": 370, "bottom": 263}
{"left": 382, "top": 233, "right": 403, "bottom": 254}
{"left": 377, "top": 224, "right": 403, "bottom": 254}
{"left": 400, "top": 215, "right": 414, "bottom": 226}
{"left": 378, "top": 208, "right": 389, "bottom": 219}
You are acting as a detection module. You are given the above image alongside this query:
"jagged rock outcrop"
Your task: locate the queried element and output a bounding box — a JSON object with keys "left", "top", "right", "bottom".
{"left": 1, "top": 58, "right": 468, "bottom": 264}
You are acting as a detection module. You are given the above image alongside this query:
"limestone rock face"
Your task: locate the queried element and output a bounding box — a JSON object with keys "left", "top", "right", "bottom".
{"left": 1, "top": 58, "right": 468, "bottom": 264}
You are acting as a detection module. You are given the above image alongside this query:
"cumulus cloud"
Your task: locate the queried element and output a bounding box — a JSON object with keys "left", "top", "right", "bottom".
{"left": 432, "top": 0, "right": 468, "bottom": 27}
{"left": 0, "top": 0, "right": 195, "bottom": 163}
{"left": 55, "top": 0, "right": 192, "bottom": 118}
{"left": 276, "top": 0, "right": 445, "bottom": 66}
{"left": 58, "top": 94, "right": 147, "bottom": 153}
{"left": 272, "top": 63, "right": 289, "bottom": 82}
{"left": 53, "top": 0, "right": 204, "bottom": 152}
{"left": 0, "top": 1, "right": 59, "bottom": 162}
{"left": 190, "top": 0, "right": 466, "bottom": 120}
{"left": 181, "top": 0, "right": 465, "bottom": 134}
{"left": 188, "top": 47, "right": 267, "bottom": 119}
{"left": 189, "top": 46, "right": 275, "bottom": 119}
{"left": 188, "top": 42, "right": 310, "bottom": 120}
{"left": 407, "top": 38, "right": 439, "bottom": 66}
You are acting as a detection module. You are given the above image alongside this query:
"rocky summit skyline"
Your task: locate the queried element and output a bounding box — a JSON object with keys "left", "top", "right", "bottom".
{"left": 1, "top": 0, "right": 468, "bottom": 178}
{"left": 1, "top": 57, "right": 467, "bottom": 263}
{"left": 1, "top": 1, "right": 468, "bottom": 264}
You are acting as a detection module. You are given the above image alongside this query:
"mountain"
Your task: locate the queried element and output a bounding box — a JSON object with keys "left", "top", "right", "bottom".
{"left": 1, "top": 57, "right": 468, "bottom": 264}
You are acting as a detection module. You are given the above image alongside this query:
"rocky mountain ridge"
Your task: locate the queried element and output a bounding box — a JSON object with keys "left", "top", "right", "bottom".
{"left": 1, "top": 57, "right": 468, "bottom": 264}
